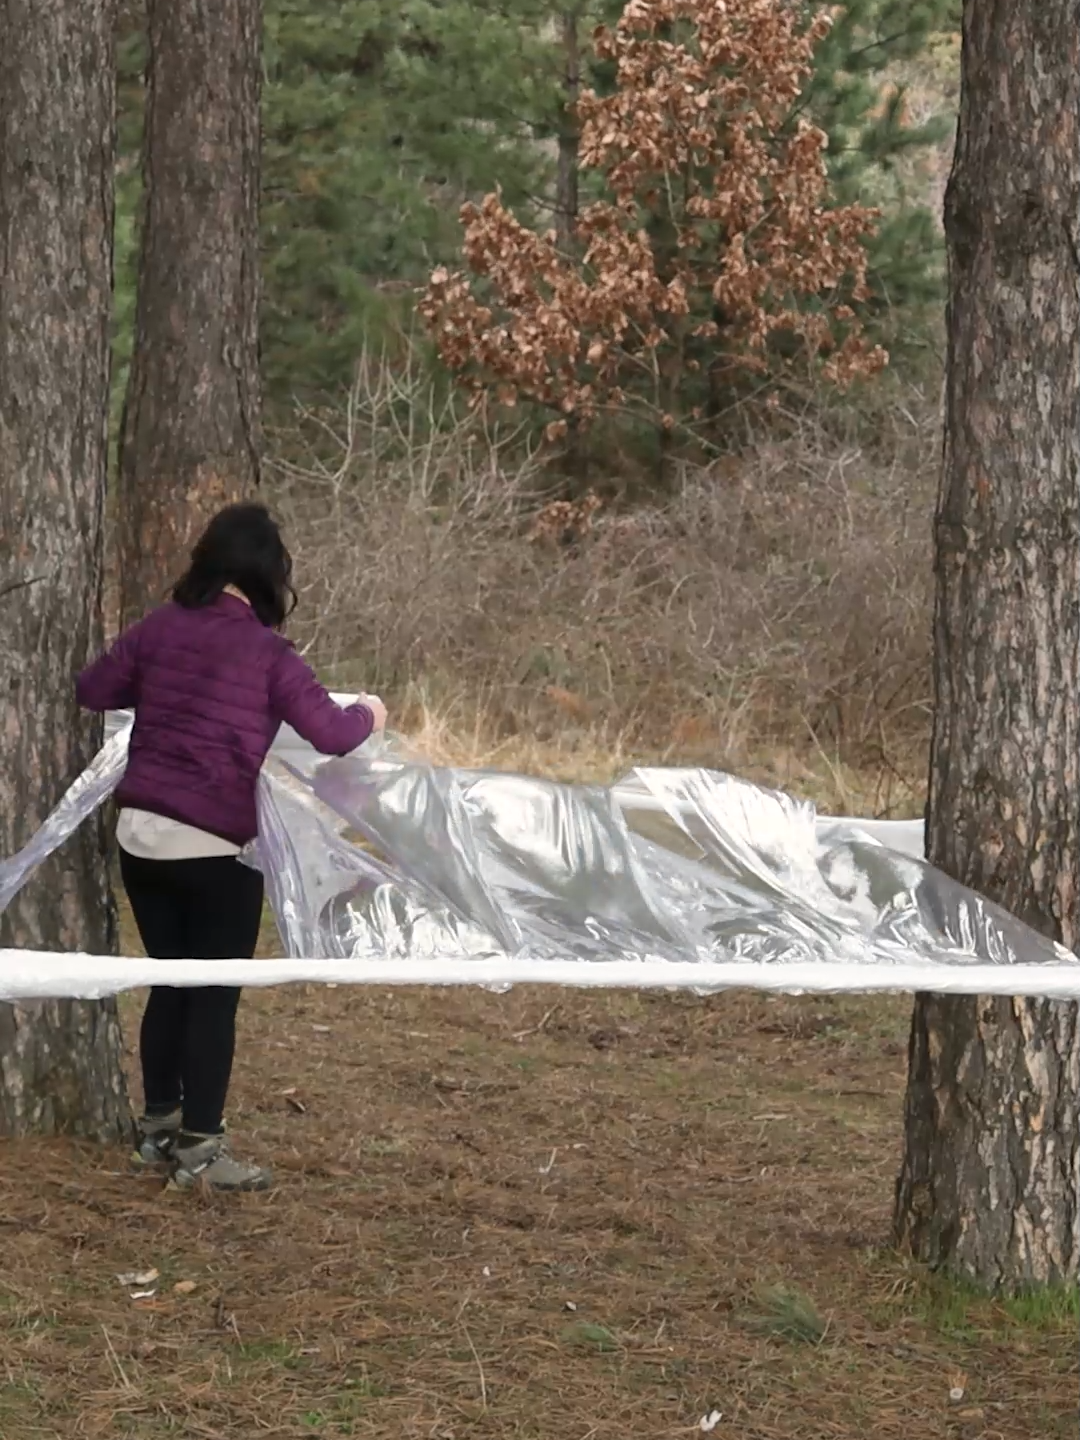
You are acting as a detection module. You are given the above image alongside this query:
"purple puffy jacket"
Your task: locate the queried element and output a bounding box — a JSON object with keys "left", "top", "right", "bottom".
{"left": 76, "top": 593, "right": 373, "bottom": 846}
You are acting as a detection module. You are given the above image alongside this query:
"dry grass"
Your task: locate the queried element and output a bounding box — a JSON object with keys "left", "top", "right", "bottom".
{"left": 267, "top": 352, "right": 938, "bottom": 807}
{"left": 2, "top": 960, "right": 1075, "bottom": 1439}
{"left": 388, "top": 700, "right": 926, "bottom": 821}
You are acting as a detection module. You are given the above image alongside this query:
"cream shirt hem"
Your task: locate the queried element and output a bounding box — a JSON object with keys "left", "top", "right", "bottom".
{"left": 116, "top": 808, "right": 242, "bottom": 861}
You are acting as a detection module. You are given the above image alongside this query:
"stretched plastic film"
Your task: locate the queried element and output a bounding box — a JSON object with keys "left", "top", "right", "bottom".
{"left": 0, "top": 720, "right": 132, "bottom": 918}
{"left": 2, "top": 715, "right": 1079, "bottom": 1000}
{"left": 271, "top": 746, "right": 1079, "bottom": 982}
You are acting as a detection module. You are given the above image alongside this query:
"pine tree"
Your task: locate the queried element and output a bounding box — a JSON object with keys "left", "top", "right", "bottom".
{"left": 0, "top": 0, "right": 130, "bottom": 1139}
{"left": 261, "top": 0, "right": 560, "bottom": 411}
{"left": 113, "top": 1, "right": 147, "bottom": 452}
{"left": 895, "top": 0, "right": 1079, "bottom": 1289}
{"left": 118, "top": 0, "right": 262, "bottom": 624}
{"left": 802, "top": 0, "right": 959, "bottom": 351}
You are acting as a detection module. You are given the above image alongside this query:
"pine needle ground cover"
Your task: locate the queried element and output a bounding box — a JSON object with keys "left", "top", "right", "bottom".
{"left": 1, "top": 921, "right": 1074, "bottom": 1438}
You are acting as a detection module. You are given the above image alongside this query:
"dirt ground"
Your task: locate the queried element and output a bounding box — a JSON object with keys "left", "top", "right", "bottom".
{"left": 1, "top": 960, "right": 1075, "bottom": 1439}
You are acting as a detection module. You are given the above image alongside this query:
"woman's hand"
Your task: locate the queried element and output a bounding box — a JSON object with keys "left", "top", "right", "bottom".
{"left": 361, "top": 694, "right": 388, "bottom": 731}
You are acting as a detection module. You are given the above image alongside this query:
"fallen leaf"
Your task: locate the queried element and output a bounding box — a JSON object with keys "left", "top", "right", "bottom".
{"left": 116, "top": 1269, "right": 159, "bottom": 1288}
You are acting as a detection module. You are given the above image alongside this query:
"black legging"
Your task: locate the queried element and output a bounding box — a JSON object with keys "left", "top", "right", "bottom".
{"left": 119, "top": 849, "right": 264, "bottom": 1135}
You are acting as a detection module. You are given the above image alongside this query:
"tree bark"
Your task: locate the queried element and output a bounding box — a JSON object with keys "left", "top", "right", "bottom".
{"left": 555, "top": 7, "right": 580, "bottom": 253}
{"left": 118, "top": 0, "right": 263, "bottom": 624}
{"left": 894, "top": 0, "right": 1080, "bottom": 1290}
{"left": 0, "top": 0, "right": 130, "bottom": 1140}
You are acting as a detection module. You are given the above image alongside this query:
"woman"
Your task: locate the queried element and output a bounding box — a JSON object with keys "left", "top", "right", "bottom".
{"left": 77, "top": 503, "right": 385, "bottom": 1193}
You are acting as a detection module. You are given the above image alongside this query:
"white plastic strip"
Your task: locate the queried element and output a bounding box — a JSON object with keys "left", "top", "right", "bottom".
{"left": 4, "top": 952, "right": 1080, "bottom": 1002}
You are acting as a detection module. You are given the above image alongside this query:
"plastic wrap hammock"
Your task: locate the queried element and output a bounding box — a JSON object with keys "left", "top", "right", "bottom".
{"left": 2, "top": 703, "right": 1079, "bottom": 1000}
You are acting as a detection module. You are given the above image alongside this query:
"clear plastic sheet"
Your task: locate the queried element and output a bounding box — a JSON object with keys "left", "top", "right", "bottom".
{"left": 2, "top": 709, "right": 1079, "bottom": 1000}
{"left": 0, "top": 720, "right": 132, "bottom": 918}
{"left": 271, "top": 747, "right": 1079, "bottom": 982}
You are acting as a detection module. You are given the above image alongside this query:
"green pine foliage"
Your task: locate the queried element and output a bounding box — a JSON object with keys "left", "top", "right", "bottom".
{"left": 800, "top": 0, "right": 960, "bottom": 355}
{"left": 261, "top": 0, "right": 560, "bottom": 410}
{"left": 115, "top": 0, "right": 566, "bottom": 419}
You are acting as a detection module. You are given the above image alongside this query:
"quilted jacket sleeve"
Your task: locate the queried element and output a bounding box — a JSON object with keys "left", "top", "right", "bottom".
{"left": 268, "top": 645, "right": 374, "bottom": 755}
{"left": 76, "top": 620, "right": 144, "bottom": 713}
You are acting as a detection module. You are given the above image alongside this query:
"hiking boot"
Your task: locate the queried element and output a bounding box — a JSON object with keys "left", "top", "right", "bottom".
{"left": 131, "top": 1110, "right": 181, "bottom": 1170}
{"left": 172, "top": 1133, "right": 272, "bottom": 1193}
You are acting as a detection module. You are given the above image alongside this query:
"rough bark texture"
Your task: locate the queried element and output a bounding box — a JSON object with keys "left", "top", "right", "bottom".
{"left": 894, "top": 0, "right": 1080, "bottom": 1290}
{"left": 555, "top": 8, "right": 580, "bottom": 253}
{"left": 0, "top": 0, "right": 130, "bottom": 1140}
{"left": 118, "top": 0, "right": 262, "bottom": 623}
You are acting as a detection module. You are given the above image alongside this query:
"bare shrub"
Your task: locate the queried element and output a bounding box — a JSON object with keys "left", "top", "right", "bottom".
{"left": 268, "top": 349, "right": 936, "bottom": 795}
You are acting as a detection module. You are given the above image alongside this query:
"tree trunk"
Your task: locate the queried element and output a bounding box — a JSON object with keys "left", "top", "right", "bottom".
{"left": 0, "top": 0, "right": 130, "bottom": 1140}
{"left": 555, "top": 7, "right": 580, "bottom": 253}
{"left": 118, "top": 0, "right": 262, "bottom": 624}
{"left": 894, "top": 0, "right": 1080, "bottom": 1290}
{"left": 554, "top": 8, "right": 590, "bottom": 490}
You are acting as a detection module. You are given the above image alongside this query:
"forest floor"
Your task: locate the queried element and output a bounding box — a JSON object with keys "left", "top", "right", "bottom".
{"left": 1, "top": 743, "right": 1076, "bottom": 1439}
{"left": 1, "top": 977, "right": 1076, "bottom": 1439}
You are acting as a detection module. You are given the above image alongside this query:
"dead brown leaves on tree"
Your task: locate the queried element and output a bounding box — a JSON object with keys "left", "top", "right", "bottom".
{"left": 420, "top": 0, "right": 888, "bottom": 439}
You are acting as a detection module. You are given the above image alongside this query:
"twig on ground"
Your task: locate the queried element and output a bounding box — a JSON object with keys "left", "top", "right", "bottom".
{"left": 513, "top": 1004, "right": 560, "bottom": 1040}
{"left": 100, "top": 1324, "right": 132, "bottom": 1390}
{"left": 460, "top": 1319, "right": 488, "bottom": 1410}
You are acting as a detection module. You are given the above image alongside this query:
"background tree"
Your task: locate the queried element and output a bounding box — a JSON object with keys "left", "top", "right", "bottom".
{"left": 894, "top": 0, "right": 1080, "bottom": 1289}
{"left": 585, "top": 0, "right": 959, "bottom": 355}
{"left": 0, "top": 0, "right": 129, "bottom": 1138}
{"left": 113, "top": 1, "right": 957, "bottom": 426}
{"left": 260, "top": 0, "right": 562, "bottom": 415}
{"left": 118, "top": 0, "right": 263, "bottom": 623}
{"left": 799, "top": 0, "right": 959, "bottom": 352}
{"left": 421, "top": 0, "right": 887, "bottom": 450}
